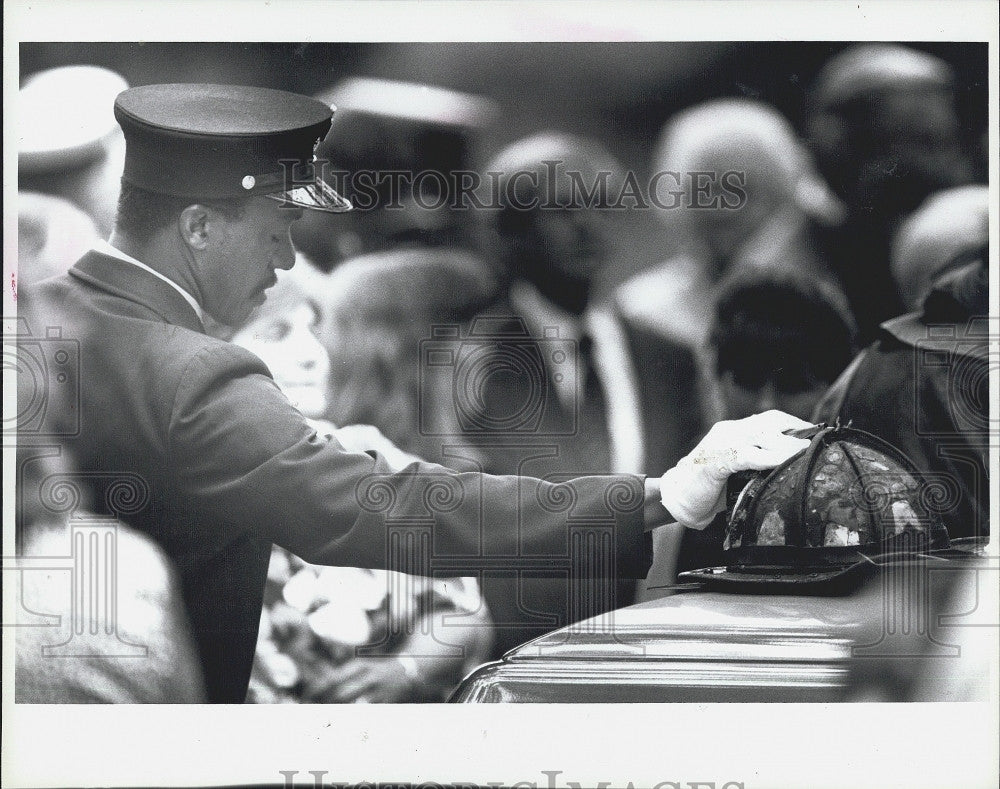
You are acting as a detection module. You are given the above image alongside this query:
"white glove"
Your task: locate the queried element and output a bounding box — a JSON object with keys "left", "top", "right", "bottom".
{"left": 659, "top": 410, "right": 813, "bottom": 529}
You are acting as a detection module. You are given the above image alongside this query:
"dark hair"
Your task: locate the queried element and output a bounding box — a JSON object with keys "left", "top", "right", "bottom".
{"left": 114, "top": 181, "right": 248, "bottom": 246}
{"left": 710, "top": 272, "right": 857, "bottom": 393}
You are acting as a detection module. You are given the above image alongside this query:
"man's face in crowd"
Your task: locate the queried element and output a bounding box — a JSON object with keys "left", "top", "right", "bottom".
{"left": 200, "top": 196, "right": 303, "bottom": 327}
{"left": 523, "top": 200, "right": 611, "bottom": 315}
{"left": 290, "top": 206, "right": 365, "bottom": 272}
{"left": 697, "top": 181, "right": 777, "bottom": 265}
{"left": 719, "top": 372, "right": 828, "bottom": 422}
{"left": 866, "top": 89, "right": 971, "bottom": 209}
{"left": 876, "top": 89, "right": 963, "bottom": 169}
{"left": 814, "top": 86, "right": 971, "bottom": 220}
{"left": 687, "top": 145, "right": 784, "bottom": 265}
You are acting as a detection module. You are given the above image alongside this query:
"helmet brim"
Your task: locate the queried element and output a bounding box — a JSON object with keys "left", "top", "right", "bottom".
{"left": 678, "top": 560, "right": 873, "bottom": 595}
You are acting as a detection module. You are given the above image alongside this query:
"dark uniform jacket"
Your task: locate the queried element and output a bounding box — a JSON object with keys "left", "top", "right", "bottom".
{"left": 19, "top": 252, "right": 651, "bottom": 702}
{"left": 812, "top": 258, "right": 989, "bottom": 543}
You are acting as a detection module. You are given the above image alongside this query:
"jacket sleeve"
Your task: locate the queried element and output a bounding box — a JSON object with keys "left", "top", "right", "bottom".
{"left": 167, "top": 344, "right": 651, "bottom": 579}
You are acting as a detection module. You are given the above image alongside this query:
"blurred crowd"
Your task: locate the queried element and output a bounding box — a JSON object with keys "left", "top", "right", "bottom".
{"left": 15, "top": 42, "right": 990, "bottom": 702}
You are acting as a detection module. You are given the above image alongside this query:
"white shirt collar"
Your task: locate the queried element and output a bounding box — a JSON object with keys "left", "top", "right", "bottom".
{"left": 508, "top": 279, "right": 614, "bottom": 347}
{"left": 508, "top": 279, "right": 583, "bottom": 344}
{"left": 93, "top": 239, "right": 205, "bottom": 325}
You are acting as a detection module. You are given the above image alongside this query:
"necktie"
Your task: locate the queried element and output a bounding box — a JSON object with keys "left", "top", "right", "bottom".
{"left": 570, "top": 333, "right": 611, "bottom": 473}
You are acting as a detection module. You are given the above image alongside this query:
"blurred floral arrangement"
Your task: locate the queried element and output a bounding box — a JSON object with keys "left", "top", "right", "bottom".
{"left": 248, "top": 546, "right": 489, "bottom": 703}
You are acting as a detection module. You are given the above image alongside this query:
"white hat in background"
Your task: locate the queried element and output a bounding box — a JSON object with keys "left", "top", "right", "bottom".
{"left": 19, "top": 65, "right": 130, "bottom": 236}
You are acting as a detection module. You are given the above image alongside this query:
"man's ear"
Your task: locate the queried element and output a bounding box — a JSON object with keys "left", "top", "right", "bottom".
{"left": 178, "top": 204, "right": 213, "bottom": 250}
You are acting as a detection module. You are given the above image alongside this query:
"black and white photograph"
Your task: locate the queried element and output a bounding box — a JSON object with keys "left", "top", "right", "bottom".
{"left": 3, "top": 1, "right": 997, "bottom": 788}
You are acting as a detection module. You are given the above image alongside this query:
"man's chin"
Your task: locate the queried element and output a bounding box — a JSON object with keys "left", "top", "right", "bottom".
{"left": 208, "top": 304, "right": 256, "bottom": 334}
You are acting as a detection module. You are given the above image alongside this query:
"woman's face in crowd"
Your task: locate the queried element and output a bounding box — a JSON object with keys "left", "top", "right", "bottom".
{"left": 232, "top": 299, "right": 330, "bottom": 419}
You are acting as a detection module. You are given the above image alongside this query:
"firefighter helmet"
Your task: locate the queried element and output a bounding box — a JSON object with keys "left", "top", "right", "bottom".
{"left": 680, "top": 424, "right": 950, "bottom": 591}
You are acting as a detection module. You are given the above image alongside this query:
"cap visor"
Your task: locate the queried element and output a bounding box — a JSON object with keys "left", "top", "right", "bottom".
{"left": 266, "top": 179, "right": 353, "bottom": 213}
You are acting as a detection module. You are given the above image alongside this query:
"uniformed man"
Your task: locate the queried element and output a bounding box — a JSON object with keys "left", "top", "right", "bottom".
{"left": 18, "top": 83, "right": 812, "bottom": 702}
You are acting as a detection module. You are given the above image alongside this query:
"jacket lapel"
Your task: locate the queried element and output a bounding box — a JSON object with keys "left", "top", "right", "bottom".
{"left": 69, "top": 251, "right": 205, "bottom": 334}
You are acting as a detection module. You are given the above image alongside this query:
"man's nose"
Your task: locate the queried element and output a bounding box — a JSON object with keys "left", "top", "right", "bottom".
{"left": 273, "top": 232, "right": 298, "bottom": 269}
